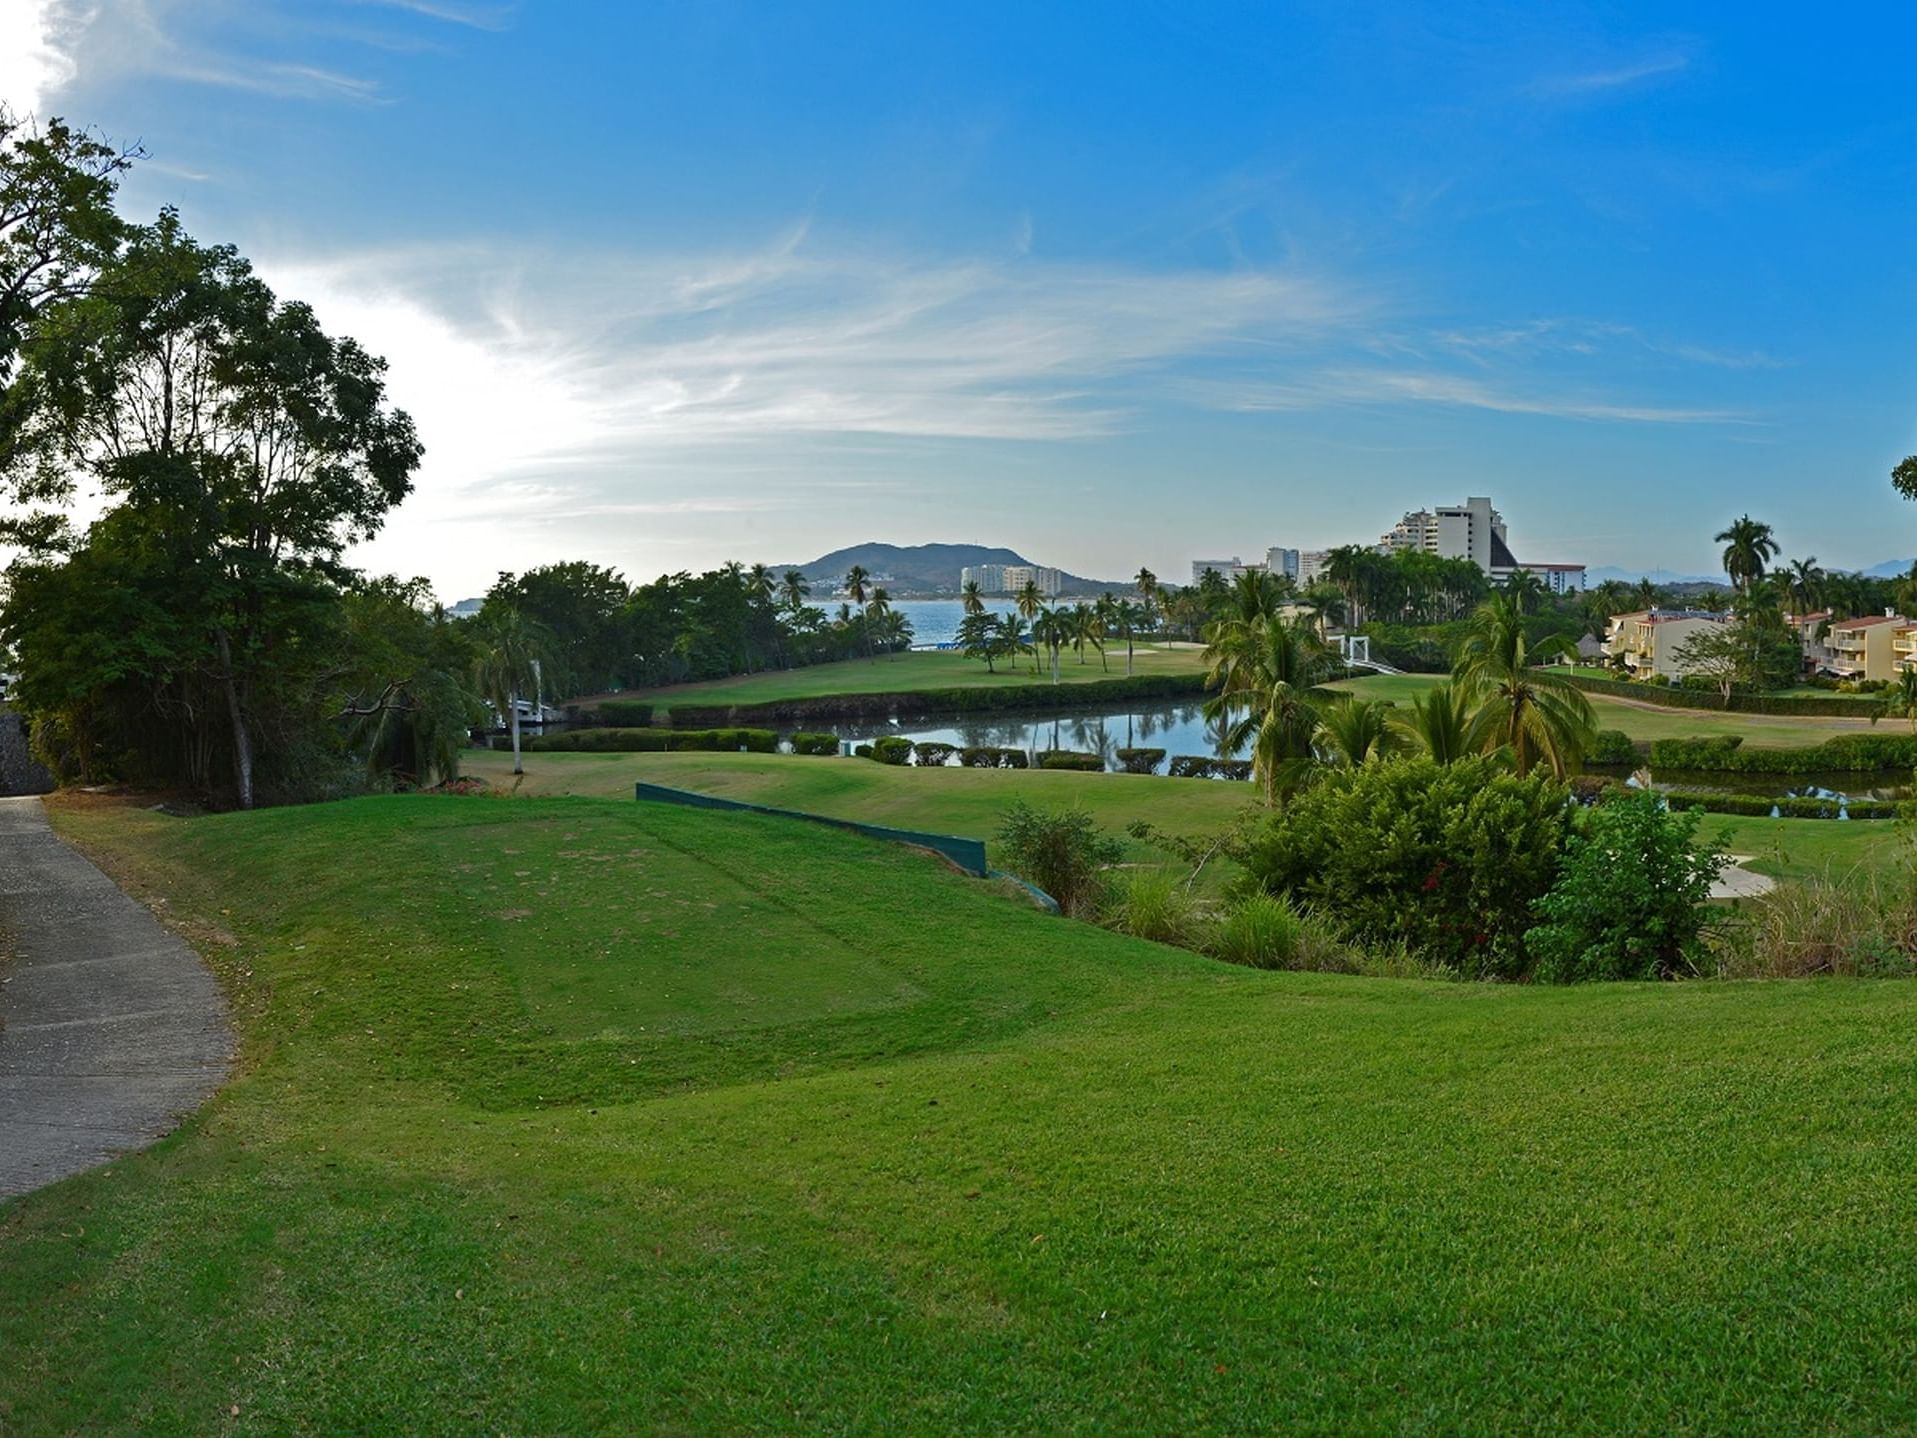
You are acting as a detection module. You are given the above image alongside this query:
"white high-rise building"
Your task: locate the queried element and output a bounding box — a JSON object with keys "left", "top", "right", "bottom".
{"left": 1190, "top": 558, "right": 1244, "bottom": 585}
{"left": 1264, "top": 547, "right": 1301, "bottom": 582}
{"left": 1298, "top": 550, "right": 1333, "bottom": 586}
{"left": 1380, "top": 497, "right": 1511, "bottom": 573}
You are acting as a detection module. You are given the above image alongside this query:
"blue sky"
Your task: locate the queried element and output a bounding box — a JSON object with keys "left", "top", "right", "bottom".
{"left": 7, "top": 0, "right": 1917, "bottom": 596}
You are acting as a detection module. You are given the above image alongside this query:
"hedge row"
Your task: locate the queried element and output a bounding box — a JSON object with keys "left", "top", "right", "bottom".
{"left": 1562, "top": 671, "right": 1878, "bottom": 717}
{"left": 1649, "top": 733, "right": 1917, "bottom": 773}
{"left": 913, "top": 741, "right": 960, "bottom": 766}
{"left": 524, "top": 726, "right": 777, "bottom": 753}
{"left": 1114, "top": 746, "right": 1167, "bottom": 774}
{"left": 664, "top": 672, "right": 1210, "bottom": 728}
{"left": 1169, "top": 755, "right": 1254, "bottom": 781}
{"left": 789, "top": 732, "right": 841, "bottom": 756}
{"left": 1660, "top": 787, "right": 1901, "bottom": 820}
{"left": 958, "top": 746, "right": 1029, "bottom": 768}
{"left": 869, "top": 736, "right": 913, "bottom": 765}
{"left": 587, "top": 699, "right": 655, "bottom": 727}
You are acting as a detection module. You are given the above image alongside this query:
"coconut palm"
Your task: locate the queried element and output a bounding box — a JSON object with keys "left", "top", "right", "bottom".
{"left": 1112, "top": 597, "right": 1140, "bottom": 676}
{"left": 1228, "top": 567, "right": 1285, "bottom": 624}
{"left": 469, "top": 602, "right": 548, "bottom": 776}
{"left": 844, "top": 565, "right": 873, "bottom": 659}
{"left": 961, "top": 578, "right": 985, "bottom": 616}
{"left": 1069, "top": 602, "right": 1105, "bottom": 668}
{"left": 1785, "top": 557, "right": 1824, "bottom": 615}
{"left": 1015, "top": 578, "right": 1045, "bottom": 625}
{"left": 1032, "top": 607, "right": 1070, "bottom": 683}
{"left": 780, "top": 568, "right": 810, "bottom": 611}
{"left": 1201, "top": 615, "right": 1337, "bottom": 805}
{"left": 1503, "top": 567, "right": 1547, "bottom": 615}
{"left": 997, "top": 612, "right": 1034, "bottom": 672}
{"left": 865, "top": 586, "right": 895, "bottom": 659}
{"left": 1453, "top": 593, "right": 1595, "bottom": 778}
{"left": 1392, "top": 682, "right": 1478, "bottom": 764}
{"left": 1314, "top": 696, "right": 1404, "bottom": 768}
{"left": 1091, "top": 594, "right": 1119, "bottom": 672}
{"left": 1714, "top": 514, "right": 1780, "bottom": 594}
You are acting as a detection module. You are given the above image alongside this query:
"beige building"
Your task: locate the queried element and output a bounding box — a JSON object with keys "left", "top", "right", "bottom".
{"left": 1825, "top": 614, "right": 1906, "bottom": 683}
{"left": 1603, "top": 609, "right": 1730, "bottom": 680}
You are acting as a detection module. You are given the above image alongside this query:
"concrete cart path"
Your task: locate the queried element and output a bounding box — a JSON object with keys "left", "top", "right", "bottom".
{"left": 0, "top": 797, "right": 230, "bottom": 1201}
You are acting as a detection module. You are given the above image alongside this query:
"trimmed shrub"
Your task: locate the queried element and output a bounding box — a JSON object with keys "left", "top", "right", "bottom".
{"left": 1239, "top": 756, "right": 1572, "bottom": 980}
{"left": 1587, "top": 728, "right": 1638, "bottom": 766}
{"left": 912, "top": 741, "right": 960, "bottom": 766}
{"left": 593, "top": 699, "right": 654, "bottom": 727}
{"left": 1114, "top": 746, "right": 1166, "bottom": 775}
{"left": 853, "top": 743, "right": 873, "bottom": 758}
{"left": 869, "top": 736, "right": 913, "bottom": 765}
{"left": 1038, "top": 749, "right": 1104, "bottom": 771}
{"left": 994, "top": 801, "right": 1124, "bottom": 917}
{"left": 1650, "top": 733, "right": 1917, "bottom": 774}
{"left": 789, "top": 732, "right": 841, "bottom": 756}
{"left": 958, "top": 746, "right": 1029, "bottom": 769}
{"left": 1527, "top": 789, "right": 1725, "bottom": 982}
{"left": 1168, "top": 755, "right": 1253, "bottom": 781}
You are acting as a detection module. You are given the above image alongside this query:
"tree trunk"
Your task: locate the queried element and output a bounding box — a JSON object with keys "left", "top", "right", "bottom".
{"left": 215, "top": 628, "right": 255, "bottom": 811}
{"left": 1127, "top": 639, "right": 1134, "bottom": 677}
{"left": 510, "top": 700, "right": 523, "bottom": 775}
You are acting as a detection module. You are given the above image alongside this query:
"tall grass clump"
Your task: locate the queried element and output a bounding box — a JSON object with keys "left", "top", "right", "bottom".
{"left": 1714, "top": 868, "right": 1917, "bottom": 978}
{"left": 1209, "top": 892, "right": 1353, "bottom": 972}
{"left": 1103, "top": 869, "right": 1198, "bottom": 946}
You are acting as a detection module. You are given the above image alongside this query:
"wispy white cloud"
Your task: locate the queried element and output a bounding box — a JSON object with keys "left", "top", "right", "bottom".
{"left": 1527, "top": 52, "right": 1690, "bottom": 99}
{"left": 1432, "top": 317, "right": 1780, "bottom": 371}
{"left": 350, "top": 0, "right": 514, "bottom": 31}
{"left": 1198, "top": 368, "right": 1746, "bottom": 425}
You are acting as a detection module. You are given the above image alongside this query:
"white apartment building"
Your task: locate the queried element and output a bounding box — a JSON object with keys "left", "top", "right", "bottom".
{"left": 1298, "top": 550, "right": 1333, "bottom": 587}
{"left": 1603, "top": 609, "right": 1730, "bottom": 680}
{"left": 1264, "top": 547, "right": 1301, "bottom": 582}
{"left": 1379, "top": 496, "right": 1583, "bottom": 589}
{"left": 1190, "top": 557, "right": 1249, "bottom": 585}
{"left": 961, "top": 564, "right": 1061, "bottom": 595}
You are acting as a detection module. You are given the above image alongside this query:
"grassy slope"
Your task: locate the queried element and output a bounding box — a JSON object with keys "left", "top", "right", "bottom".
{"left": 7, "top": 793, "right": 1917, "bottom": 1433}
{"left": 466, "top": 747, "right": 1899, "bottom": 887}
{"left": 620, "top": 645, "right": 1207, "bottom": 705}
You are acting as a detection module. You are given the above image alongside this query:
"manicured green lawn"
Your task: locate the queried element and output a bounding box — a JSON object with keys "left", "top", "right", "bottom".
{"left": 615, "top": 644, "right": 1207, "bottom": 705}
{"left": 8, "top": 794, "right": 1917, "bottom": 1432}
{"left": 467, "top": 747, "right": 1901, "bottom": 889}
{"left": 1332, "top": 673, "right": 1884, "bottom": 747}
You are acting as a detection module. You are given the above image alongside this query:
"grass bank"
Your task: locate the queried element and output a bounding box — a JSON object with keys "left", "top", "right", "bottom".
{"left": 8, "top": 793, "right": 1917, "bottom": 1431}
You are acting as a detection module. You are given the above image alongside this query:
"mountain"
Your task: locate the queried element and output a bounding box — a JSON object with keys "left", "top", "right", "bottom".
{"left": 776, "top": 541, "right": 1126, "bottom": 595}
{"left": 1863, "top": 558, "right": 1917, "bottom": 579}
{"left": 1583, "top": 566, "right": 1724, "bottom": 588}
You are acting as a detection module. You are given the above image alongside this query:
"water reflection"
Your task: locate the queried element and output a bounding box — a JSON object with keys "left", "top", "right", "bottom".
{"left": 809, "top": 701, "right": 1221, "bottom": 770}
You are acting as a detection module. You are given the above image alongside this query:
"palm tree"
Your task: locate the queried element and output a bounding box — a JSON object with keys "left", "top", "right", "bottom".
{"left": 1090, "top": 595, "right": 1117, "bottom": 672}
{"left": 469, "top": 602, "right": 547, "bottom": 776}
{"left": 1202, "top": 615, "right": 1337, "bottom": 805}
{"left": 1714, "top": 514, "right": 1780, "bottom": 594}
{"left": 1134, "top": 568, "right": 1160, "bottom": 645}
{"left": 1785, "top": 557, "right": 1824, "bottom": 615}
{"left": 1633, "top": 577, "right": 1659, "bottom": 610}
{"left": 1112, "top": 597, "right": 1140, "bottom": 676}
{"left": 1315, "top": 696, "right": 1404, "bottom": 767}
{"left": 866, "top": 586, "right": 895, "bottom": 658}
{"left": 781, "top": 568, "right": 810, "bottom": 612}
{"left": 1228, "top": 567, "right": 1284, "bottom": 624}
{"left": 1015, "top": 579, "right": 1045, "bottom": 625}
{"left": 961, "top": 579, "right": 985, "bottom": 617}
{"left": 1392, "top": 682, "right": 1478, "bottom": 764}
{"left": 1503, "top": 568, "right": 1546, "bottom": 615}
{"left": 844, "top": 566, "right": 873, "bottom": 659}
{"left": 1069, "top": 601, "right": 1105, "bottom": 668}
{"left": 1453, "top": 593, "right": 1596, "bottom": 778}
{"left": 1032, "top": 607, "right": 1069, "bottom": 683}
{"left": 996, "top": 612, "right": 1034, "bottom": 672}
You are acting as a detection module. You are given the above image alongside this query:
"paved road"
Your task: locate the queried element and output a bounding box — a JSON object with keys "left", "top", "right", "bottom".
{"left": 0, "top": 797, "right": 230, "bottom": 1201}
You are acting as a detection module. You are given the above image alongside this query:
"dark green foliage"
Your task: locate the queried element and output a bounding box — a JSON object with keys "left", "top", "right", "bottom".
{"left": 1528, "top": 790, "right": 1726, "bottom": 982}
{"left": 788, "top": 732, "right": 841, "bottom": 756}
{"left": 1038, "top": 750, "right": 1104, "bottom": 771}
{"left": 592, "top": 699, "right": 654, "bottom": 727}
{"left": 1168, "top": 755, "right": 1254, "bottom": 780}
{"left": 1114, "top": 746, "right": 1166, "bottom": 774}
{"left": 1650, "top": 733, "right": 1917, "bottom": 773}
{"left": 853, "top": 743, "right": 873, "bottom": 758}
{"left": 912, "top": 741, "right": 960, "bottom": 766}
{"left": 523, "top": 727, "right": 776, "bottom": 753}
{"left": 1564, "top": 672, "right": 1875, "bottom": 716}
{"left": 993, "top": 800, "right": 1125, "bottom": 916}
{"left": 1588, "top": 729, "right": 1639, "bottom": 766}
{"left": 868, "top": 736, "right": 913, "bottom": 765}
{"left": 666, "top": 673, "right": 1207, "bottom": 728}
{"left": 957, "top": 746, "right": 1029, "bottom": 768}
{"left": 1240, "top": 756, "right": 1573, "bottom": 979}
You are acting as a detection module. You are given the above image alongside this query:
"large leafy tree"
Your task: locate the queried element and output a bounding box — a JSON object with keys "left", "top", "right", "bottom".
{"left": 488, "top": 562, "right": 632, "bottom": 697}
{"left": 4, "top": 210, "right": 420, "bottom": 807}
